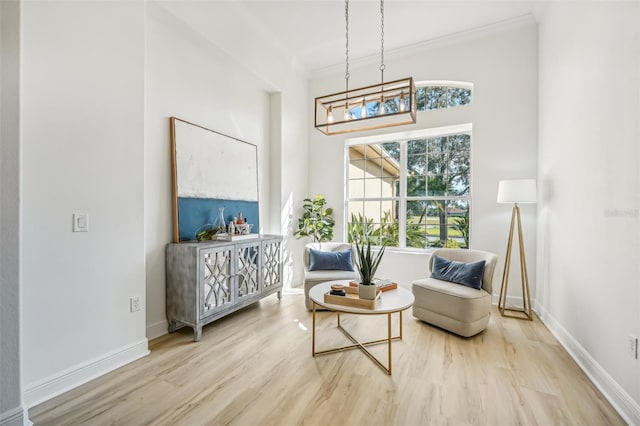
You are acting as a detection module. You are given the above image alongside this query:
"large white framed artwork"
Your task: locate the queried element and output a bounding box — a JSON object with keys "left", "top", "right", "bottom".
{"left": 170, "top": 117, "right": 259, "bottom": 242}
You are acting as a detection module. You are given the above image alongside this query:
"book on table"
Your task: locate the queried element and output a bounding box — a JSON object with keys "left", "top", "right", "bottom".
{"left": 348, "top": 279, "right": 398, "bottom": 292}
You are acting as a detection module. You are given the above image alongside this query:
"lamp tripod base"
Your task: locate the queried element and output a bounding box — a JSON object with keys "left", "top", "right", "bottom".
{"left": 499, "top": 306, "right": 533, "bottom": 320}
{"left": 497, "top": 204, "right": 533, "bottom": 321}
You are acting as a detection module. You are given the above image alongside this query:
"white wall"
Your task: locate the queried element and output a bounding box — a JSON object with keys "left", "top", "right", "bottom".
{"left": 536, "top": 2, "right": 640, "bottom": 423}
{"left": 307, "top": 20, "right": 539, "bottom": 296}
{"left": 145, "top": 1, "right": 310, "bottom": 338}
{"left": 0, "top": 1, "right": 27, "bottom": 424}
{"left": 145, "top": 3, "right": 270, "bottom": 337}
{"left": 10, "top": 0, "right": 311, "bottom": 408}
{"left": 278, "top": 86, "right": 311, "bottom": 291}
{"left": 21, "top": 1, "right": 148, "bottom": 406}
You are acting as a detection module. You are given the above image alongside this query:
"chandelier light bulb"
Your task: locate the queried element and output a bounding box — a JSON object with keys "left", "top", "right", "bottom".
{"left": 400, "top": 92, "right": 406, "bottom": 112}
{"left": 361, "top": 99, "right": 367, "bottom": 118}
{"left": 327, "top": 105, "right": 334, "bottom": 123}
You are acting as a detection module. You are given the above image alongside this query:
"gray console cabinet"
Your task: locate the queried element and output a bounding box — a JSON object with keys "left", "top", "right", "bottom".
{"left": 166, "top": 234, "right": 283, "bottom": 341}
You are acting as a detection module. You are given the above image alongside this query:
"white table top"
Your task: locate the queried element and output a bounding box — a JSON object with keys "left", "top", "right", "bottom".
{"left": 309, "top": 280, "right": 415, "bottom": 314}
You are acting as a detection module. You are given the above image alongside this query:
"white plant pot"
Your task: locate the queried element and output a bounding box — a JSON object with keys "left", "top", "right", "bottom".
{"left": 359, "top": 283, "right": 377, "bottom": 300}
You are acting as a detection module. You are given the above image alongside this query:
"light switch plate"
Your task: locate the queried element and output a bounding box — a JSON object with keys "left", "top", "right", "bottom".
{"left": 73, "top": 213, "right": 88, "bottom": 232}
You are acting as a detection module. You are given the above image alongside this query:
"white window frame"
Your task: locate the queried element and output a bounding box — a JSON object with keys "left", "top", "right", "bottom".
{"left": 344, "top": 123, "right": 473, "bottom": 252}
{"left": 416, "top": 80, "right": 473, "bottom": 90}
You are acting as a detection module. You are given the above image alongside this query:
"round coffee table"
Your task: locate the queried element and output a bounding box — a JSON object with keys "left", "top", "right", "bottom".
{"left": 309, "top": 280, "right": 414, "bottom": 375}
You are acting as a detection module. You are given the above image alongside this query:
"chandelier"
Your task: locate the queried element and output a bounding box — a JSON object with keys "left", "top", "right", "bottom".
{"left": 314, "top": 0, "right": 416, "bottom": 136}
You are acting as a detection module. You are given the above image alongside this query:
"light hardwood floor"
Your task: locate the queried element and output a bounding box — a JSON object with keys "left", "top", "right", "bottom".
{"left": 30, "top": 291, "right": 625, "bottom": 425}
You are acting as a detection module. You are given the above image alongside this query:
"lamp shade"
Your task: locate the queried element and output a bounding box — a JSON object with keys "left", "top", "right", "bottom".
{"left": 497, "top": 179, "right": 537, "bottom": 204}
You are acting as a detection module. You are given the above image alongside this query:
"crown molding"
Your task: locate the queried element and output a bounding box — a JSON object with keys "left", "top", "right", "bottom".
{"left": 310, "top": 13, "right": 538, "bottom": 80}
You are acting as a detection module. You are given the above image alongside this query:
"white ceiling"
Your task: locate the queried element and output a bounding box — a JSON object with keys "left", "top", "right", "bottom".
{"left": 239, "top": 1, "right": 538, "bottom": 72}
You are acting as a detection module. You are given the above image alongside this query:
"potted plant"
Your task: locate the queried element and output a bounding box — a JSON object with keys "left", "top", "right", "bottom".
{"left": 353, "top": 239, "right": 386, "bottom": 300}
{"left": 294, "top": 194, "right": 335, "bottom": 243}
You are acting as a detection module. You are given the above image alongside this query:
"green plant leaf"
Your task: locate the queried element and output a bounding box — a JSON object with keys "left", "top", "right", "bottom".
{"left": 294, "top": 194, "right": 336, "bottom": 243}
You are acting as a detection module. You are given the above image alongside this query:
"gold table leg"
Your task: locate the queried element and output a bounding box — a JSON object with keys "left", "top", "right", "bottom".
{"left": 312, "top": 309, "right": 406, "bottom": 375}
{"left": 312, "top": 301, "right": 316, "bottom": 356}
{"left": 387, "top": 313, "right": 392, "bottom": 375}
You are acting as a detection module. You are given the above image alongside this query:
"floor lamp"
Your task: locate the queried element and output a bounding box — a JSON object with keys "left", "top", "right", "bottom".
{"left": 497, "top": 179, "right": 536, "bottom": 320}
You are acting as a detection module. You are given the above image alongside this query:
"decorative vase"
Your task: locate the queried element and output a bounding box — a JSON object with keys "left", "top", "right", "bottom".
{"left": 215, "top": 207, "right": 226, "bottom": 230}
{"left": 358, "top": 283, "right": 377, "bottom": 300}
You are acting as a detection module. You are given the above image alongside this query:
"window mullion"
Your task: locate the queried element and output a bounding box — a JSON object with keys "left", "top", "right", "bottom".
{"left": 343, "top": 145, "right": 350, "bottom": 242}
{"left": 398, "top": 141, "right": 407, "bottom": 248}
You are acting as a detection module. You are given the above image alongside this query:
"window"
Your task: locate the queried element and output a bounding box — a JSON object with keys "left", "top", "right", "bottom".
{"left": 342, "top": 81, "right": 471, "bottom": 119}
{"left": 347, "top": 127, "right": 471, "bottom": 250}
{"left": 416, "top": 82, "right": 472, "bottom": 111}
{"left": 346, "top": 82, "right": 473, "bottom": 250}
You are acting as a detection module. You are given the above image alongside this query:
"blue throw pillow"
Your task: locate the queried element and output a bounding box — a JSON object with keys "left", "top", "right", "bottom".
{"left": 431, "top": 255, "right": 486, "bottom": 290}
{"left": 309, "top": 248, "right": 354, "bottom": 271}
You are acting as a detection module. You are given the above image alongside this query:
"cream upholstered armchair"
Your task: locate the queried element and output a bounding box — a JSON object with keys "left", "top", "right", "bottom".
{"left": 411, "top": 248, "right": 498, "bottom": 337}
{"left": 303, "top": 242, "right": 359, "bottom": 310}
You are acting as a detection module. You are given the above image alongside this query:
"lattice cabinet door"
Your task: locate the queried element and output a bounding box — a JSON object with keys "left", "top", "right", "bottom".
{"left": 200, "top": 246, "right": 234, "bottom": 318}
{"left": 262, "top": 238, "right": 282, "bottom": 293}
{"left": 236, "top": 241, "right": 261, "bottom": 302}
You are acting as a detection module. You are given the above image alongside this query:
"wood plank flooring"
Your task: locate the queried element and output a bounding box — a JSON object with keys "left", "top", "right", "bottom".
{"left": 30, "top": 291, "right": 625, "bottom": 425}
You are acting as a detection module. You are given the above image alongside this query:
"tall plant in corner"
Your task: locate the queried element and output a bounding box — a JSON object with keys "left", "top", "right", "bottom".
{"left": 294, "top": 194, "right": 335, "bottom": 243}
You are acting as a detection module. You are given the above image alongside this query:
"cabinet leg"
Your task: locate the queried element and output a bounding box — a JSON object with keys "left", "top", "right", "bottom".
{"left": 277, "top": 290, "right": 282, "bottom": 300}
{"left": 168, "top": 320, "right": 179, "bottom": 333}
{"left": 193, "top": 325, "right": 202, "bottom": 342}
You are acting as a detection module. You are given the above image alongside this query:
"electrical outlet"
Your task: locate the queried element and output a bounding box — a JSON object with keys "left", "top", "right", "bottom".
{"left": 72, "top": 213, "right": 89, "bottom": 232}
{"left": 628, "top": 335, "right": 638, "bottom": 359}
{"left": 130, "top": 297, "right": 141, "bottom": 313}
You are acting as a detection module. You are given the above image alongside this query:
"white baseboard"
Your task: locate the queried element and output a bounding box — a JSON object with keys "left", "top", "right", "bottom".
{"left": 146, "top": 319, "right": 168, "bottom": 340}
{"left": 535, "top": 303, "right": 640, "bottom": 425}
{"left": 0, "top": 406, "right": 31, "bottom": 426}
{"left": 23, "top": 338, "right": 149, "bottom": 408}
